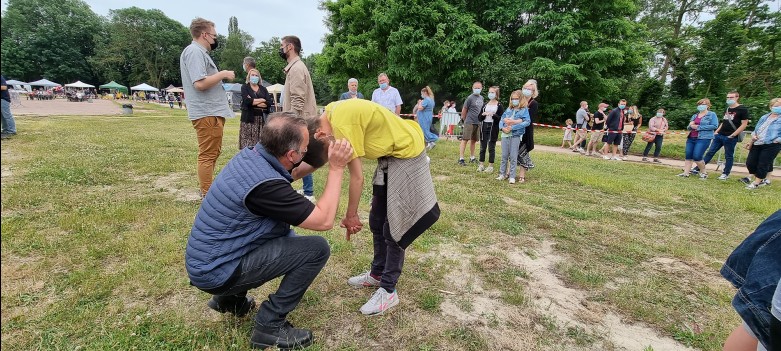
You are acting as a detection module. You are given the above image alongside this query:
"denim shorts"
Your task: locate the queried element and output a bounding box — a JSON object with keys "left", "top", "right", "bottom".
{"left": 721, "top": 210, "right": 781, "bottom": 350}
{"left": 685, "top": 137, "right": 711, "bottom": 161}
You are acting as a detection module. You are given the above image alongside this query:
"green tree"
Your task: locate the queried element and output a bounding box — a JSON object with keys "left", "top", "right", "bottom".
{"left": 1, "top": 0, "right": 104, "bottom": 83}
{"left": 220, "top": 16, "right": 254, "bottom": 82}
{"left": 690, "top": 8, "right": 748, "bottom": 96}
{"left": 304, "top": 53, "right": 336, "bottom": 105}
{"left": 508, "top": 0, "right": 652, "bottom": 118}
{"left": 320, "top": 0, "right": 498, "bottom": 108}
{"left": 91, "top": 7, "right": 190, "bottom": 88}
{"left": 251, "top": 37, "right": 287, "bottom": 85}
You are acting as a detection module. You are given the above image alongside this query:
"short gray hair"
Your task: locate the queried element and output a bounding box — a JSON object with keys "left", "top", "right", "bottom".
{"left": 378, "top": 73, "right": 388, "bottom": 80}
{"left": 243, "top": 56, "right": 256, "bottom": 69}
{"left": 348, "top": 78, "right": 358, "bottom": 84}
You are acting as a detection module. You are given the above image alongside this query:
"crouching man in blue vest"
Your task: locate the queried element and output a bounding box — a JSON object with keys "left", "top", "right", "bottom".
{"left": 185, "top": 112, "right": 353, "bottom": 350}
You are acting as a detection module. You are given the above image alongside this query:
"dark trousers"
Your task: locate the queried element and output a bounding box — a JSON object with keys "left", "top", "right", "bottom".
{"left": 369, "top": 183, "right": 406, "bottom": 292}
{"left": 642, "top": 135, "right": 664, "bottom": 158}
{"left": 746, "top": 143, "right": 781, "bottom": 179}
{"left": 703, "top": 134, "right": 738, "bottom": 175}
{"left": 478, "top": 122, "right": 497, "bottom": 163}
{"left": 208, "top": 235, "right": 330, "bottom": 326}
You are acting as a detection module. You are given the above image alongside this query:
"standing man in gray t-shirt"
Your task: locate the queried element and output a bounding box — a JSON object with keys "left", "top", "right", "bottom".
{"left": 180, "top": 17, "right": 235, "bottom": 197}
{"left": 572, "top": 101, "right": 589, "bottom": 152}
{"left": 459, "top": 81, "right": 484, "bottom": 166}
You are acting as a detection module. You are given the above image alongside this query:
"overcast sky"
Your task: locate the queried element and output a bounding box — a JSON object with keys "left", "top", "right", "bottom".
{"left": 0, "top": 0, "right": 331, "bottom": 54}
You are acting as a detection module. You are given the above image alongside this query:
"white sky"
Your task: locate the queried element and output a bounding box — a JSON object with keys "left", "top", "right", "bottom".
{"left": 0, "top": 0, "right": 331, "bottom": 54}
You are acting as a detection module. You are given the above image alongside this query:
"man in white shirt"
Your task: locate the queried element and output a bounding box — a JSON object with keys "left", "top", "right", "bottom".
{"left": 370, "top": 73, "right": 402, "bottom": 115}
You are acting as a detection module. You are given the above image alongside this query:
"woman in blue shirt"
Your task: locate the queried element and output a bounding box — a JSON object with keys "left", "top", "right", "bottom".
{"left": 678, "top": 98, "right": 719, "bottom": 178}
{"left": 743, "top": 98, "right": 781, "bottom": 189}
{"left": 415, "top": 86, "right": 438, "bottom": 150}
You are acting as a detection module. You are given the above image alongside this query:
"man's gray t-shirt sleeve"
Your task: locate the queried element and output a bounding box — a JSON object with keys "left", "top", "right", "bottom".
{"left": 182, "top": 48, "right": 208, "bottom": 86}
{"left": 576, "top": 109, "right": 587, "bottom": 125}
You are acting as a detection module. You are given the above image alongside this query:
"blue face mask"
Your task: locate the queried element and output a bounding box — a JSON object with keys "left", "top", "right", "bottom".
{"left": 772, "top": 106, "right": 781, "bottom": 114}
{"left": 249, "top": 76, "right": 260, "bottom": 84}
{"left": 420, "top": 93, "right": 426, "bottom": 99}
{"left": 618, "top": 104, "right": 626, "bottom": 110}
{"left": 379, "top": 83, "right": 388, "bottom": 90}
{"left": 656, "top": 112, "right": 663, "bottom": 117}
{"left": 697, "top": 105, "right": 708, "bottom": 112}
{"left": 473, "top": 88, "right": 482, "bottom": 95}
{"left": 726, "top": 99, "right": 736, "bottom": 106}
{"left": 522, "top": 89, "right": 532, "bottom": 97}
{"left": 626, "top": 109, "right": 633, "bottom": 114}
{"left": 487, "top": 92, "right": 496, "bottom": 100}
{"left": 511, "top": 99, "right": 520, "bottom": 106}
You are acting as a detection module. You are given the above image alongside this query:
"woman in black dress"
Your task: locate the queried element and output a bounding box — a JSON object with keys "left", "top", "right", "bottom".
{"left": 239, "top": 69, "right": 274, "bottom": 149}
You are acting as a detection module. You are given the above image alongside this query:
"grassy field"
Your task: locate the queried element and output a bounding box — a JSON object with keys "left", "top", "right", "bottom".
{"left": 2, "top": 108, "right": 780, "bottom": 351}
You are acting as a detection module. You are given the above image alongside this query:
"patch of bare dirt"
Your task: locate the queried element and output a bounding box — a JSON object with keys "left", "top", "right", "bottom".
{"left": 152, "top": 172, "right": 201, "bottom": 202}
{"left": 507, "top": 241, "right": 697, "bottom": 351}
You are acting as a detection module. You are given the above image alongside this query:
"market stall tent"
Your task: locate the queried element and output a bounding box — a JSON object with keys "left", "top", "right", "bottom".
{"left": 65, "top": 81, "right": 95, "bottom": 88}
{"left": 28, "top": 78, "right": 61, "bottom": 87}
{"left": 130, "top": 83, "right": 159, "bottom": 92}
{"left": 99, "top": 81, "right": 129, "bottom": 94}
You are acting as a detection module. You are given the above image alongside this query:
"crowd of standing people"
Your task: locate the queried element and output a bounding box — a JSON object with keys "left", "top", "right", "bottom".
{"left": 557, "top": 92, "right": 780, "bottom": 190}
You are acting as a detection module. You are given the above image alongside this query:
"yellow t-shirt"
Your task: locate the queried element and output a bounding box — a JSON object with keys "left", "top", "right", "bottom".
{"left": 325, "top": 99, "right": 425, "bottom": 160}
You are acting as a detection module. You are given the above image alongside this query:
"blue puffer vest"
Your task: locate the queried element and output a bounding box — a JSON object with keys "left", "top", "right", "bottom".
{"left": 185, "top": 144, "right": 294, "bottom": 289}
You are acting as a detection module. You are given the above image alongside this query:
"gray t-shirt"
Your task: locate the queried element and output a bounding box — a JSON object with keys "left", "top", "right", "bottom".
{"left": 463, "top": 94, "right": 484, "bottom": 125}
{"left": 180, "top": 41, "right": 234, "bottom": 121}
{"left": 576, "top": 108, "right": 588, "bottom": 126}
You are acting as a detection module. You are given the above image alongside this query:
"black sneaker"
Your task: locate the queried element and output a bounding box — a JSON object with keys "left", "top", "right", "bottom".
{"left": 739, "top": 177, "right": 751, "bottom": 185}
{"left": 690, "top": 167, "right": 700, "bottom": 175}
{"left": 251, "top": 321, "right": 314, "bottom": 350}
{"left": 207, "top": 295, "right": 256, "bottom": 318}
{"left": 469, "top": 157, "right": 477, "bottom": 163}
{"left": 458, "top": 159, "right": 466, "bottom": 166}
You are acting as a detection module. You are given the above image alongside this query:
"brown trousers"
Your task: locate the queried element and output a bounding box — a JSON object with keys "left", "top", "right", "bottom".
{"left": 192, "top": 116, "right": 225, "bottom": 196}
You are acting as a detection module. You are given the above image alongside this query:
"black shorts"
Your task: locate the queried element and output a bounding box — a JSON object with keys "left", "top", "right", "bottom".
{"left": 606, "top": 132, "right": 622, "bottom": 145}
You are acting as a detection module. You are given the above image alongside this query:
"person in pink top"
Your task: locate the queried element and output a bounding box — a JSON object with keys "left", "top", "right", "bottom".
{"left": 642, "top": 108, "right": 669, "bottom": 163}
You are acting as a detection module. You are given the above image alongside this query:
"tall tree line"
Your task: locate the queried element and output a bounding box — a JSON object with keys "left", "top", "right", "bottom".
{"left": 2, "top": 0, "right": 778, "bottom": 126}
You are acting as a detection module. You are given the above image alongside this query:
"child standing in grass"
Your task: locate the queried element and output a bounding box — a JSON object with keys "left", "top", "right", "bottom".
{"left": 496, "top": 90, "right": 531, "bottom": 184}
{"left": 561, "top": 118, "right": 574, "bottom": 148}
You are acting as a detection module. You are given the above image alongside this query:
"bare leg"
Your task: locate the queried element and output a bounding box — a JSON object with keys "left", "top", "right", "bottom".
{"left": 469, "top": 140, "right": 477, "bottom": 158}
{"left": 459, "top": 140, "right": 467, "bottom": 159}
{"left": 722, "top": 325, "right": 758, "bottom": 351}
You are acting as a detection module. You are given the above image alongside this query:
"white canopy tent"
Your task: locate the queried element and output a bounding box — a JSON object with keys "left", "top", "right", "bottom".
{"left": 130, "top": 83, "right": 159, "bottom": 92}
{"left": 28, "top": 79, "right": 61, "bottom": 87}
{"left": 6, "top": 79, "right": 27, "bottom": 85}
{"left": 65, "top": 81, "right": 95, "bottom": 88}
{"left": 266, "top": 83, "right": 284, "bottom": 111}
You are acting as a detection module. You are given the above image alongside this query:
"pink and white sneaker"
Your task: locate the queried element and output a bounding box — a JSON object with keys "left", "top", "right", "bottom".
{"left": 360, "top": 288, "right": 399, "bottom": 315}
{"left": 347, "top": 271, "right": 380, "bottom": 288}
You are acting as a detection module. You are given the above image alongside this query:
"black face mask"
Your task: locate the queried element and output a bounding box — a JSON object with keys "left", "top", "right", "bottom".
{"left": 279, "top": 46, "right": 289, "bottom": 60}
{"left": 210, "top": 37, "right": 219, "bottom": 51}
{"left": 301, "top": 134, "right": 329, "bottom": 169}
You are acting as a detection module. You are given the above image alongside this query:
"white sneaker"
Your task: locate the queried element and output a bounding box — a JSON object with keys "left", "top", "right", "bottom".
{"left": 699, "top": 173, "right": 708, "bottom": 180}
{"left": 495, "top": 175, "right": 506, "bottom": 181}
{"left": 304, "top": 195, "right": 316, "bottom": 203}
{"left": 484, "top": 166, "right": 493, "bottom": 173}
{"left": 509, "top": 178, "right": 516, "bottom": 184}
{"left": 612, "top": 157, "right": 622, "bottom": 161}
{"left": 360, "top": 288, "right": 399, "bottom": 315}
{"left": 347, "top": 271, "right": 381, "bottom": 288}
{"left": 718, "top": 174, "right": 729, "bottom": 181}
{"left": 621, "top": 156, "right": 628, "bottom": 161}
{"left": 477, "top": 165, "right": 485, "bottom": 172}
{"left": 603, "top": 155, "right": 611, "bottom": 160}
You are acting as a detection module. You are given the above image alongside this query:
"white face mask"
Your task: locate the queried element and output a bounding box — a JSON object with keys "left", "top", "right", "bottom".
{"left": 522, "top": 89, "right": 532, "bottom": 97}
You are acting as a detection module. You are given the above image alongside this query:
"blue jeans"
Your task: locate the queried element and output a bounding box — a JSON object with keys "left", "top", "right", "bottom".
{"left": 703, "top": 134, "right": 738, "bottom": 175}
{"left": 302, "top": 174, "right": 313, "bottom": 196}
{"left": 499, "top": 136, "right": 522, "bottom": 179}
{"left": 684, "top": 137, "right": 710, "bottom": 161}
{"left": 721, "top": 210, "right": 781, "bottom": 350}
{"left": 1, "top": 99, "right": 17, "bottom": 134}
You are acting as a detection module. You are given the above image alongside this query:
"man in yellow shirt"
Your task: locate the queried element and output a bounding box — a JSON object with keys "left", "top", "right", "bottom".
{"left": 293, "top": 99, "right": 440, "bottom": 316}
